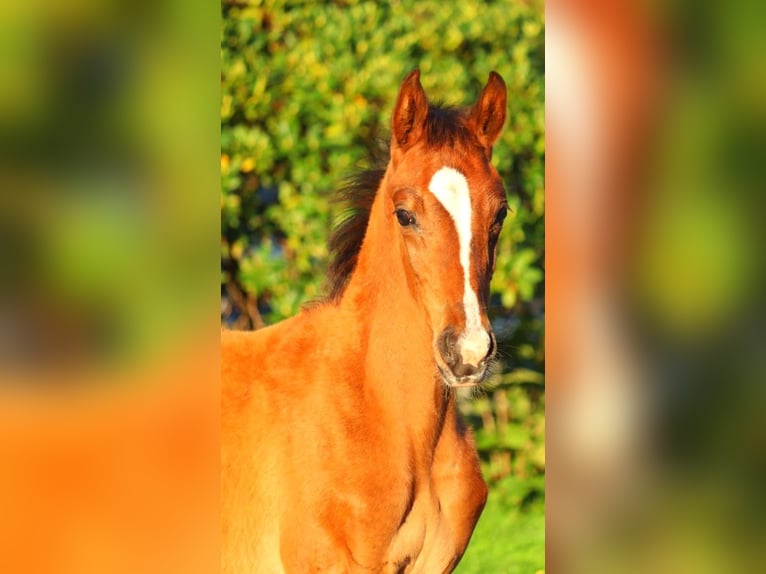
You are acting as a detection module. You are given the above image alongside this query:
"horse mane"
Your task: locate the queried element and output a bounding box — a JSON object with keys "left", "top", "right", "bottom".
{"left": 325, "top": 103, "right": 478, "bottom": 301}
{"left": 325, "top": 167, "right": 385, "bottom": 301}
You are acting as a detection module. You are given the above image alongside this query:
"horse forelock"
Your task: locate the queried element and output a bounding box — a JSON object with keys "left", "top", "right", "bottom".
{"left": 422, "top": 104, "right": 480, "bottom": 151}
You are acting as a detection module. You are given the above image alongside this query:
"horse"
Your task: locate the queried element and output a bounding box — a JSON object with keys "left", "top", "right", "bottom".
{"left": 222, "top": 69, "right": 508, "bottom": 573}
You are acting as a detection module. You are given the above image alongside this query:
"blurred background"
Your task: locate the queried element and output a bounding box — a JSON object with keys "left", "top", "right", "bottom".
{"left": 220, "top": 1, "right": 545, "bottom": 572}
{"left": 0, "top": 1, "right": 219, "bottom": 573}
{"left": 547, "top": 0, "right": 766, "bottom": 572}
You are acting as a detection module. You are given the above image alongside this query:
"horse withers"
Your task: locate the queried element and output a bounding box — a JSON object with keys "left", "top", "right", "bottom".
{"left": 222, "top": 69, "right": 508, "bottom": 573}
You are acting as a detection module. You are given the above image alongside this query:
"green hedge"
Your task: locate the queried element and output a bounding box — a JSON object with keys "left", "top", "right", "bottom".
{"left": 221, "top": 0, "right": 544, "bottom": 505}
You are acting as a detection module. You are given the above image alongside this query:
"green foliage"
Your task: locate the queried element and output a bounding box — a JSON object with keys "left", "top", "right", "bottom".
{"left": 456, "top": 475, "right": 545, "bottom": 573}
{"left": 221, "top": 1, "right": 544, "bottom": 567}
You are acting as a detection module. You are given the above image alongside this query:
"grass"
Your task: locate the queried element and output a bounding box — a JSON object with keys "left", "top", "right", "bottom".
{"left": 455, "top": 476, "right": 545, "bottom": 574}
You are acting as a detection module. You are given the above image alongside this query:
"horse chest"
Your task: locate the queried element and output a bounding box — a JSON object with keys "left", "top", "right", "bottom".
{"left": 295, "top": 445, "right": 460, "bottom": 572}
{"left": 382, "top": 487, "right": 455, "bottom": 574}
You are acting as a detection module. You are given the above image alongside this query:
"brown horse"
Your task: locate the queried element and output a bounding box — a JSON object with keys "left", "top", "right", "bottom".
{"left": 222, "top": 70, "right": 508, "bottom": 573}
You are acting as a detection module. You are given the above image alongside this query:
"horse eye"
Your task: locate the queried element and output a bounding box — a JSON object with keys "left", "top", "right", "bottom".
{"left": 494, "top": 206, "right": 508, "bottom": 227}
{"left": 395, "top": 208, "right": 416, "bottom": 227}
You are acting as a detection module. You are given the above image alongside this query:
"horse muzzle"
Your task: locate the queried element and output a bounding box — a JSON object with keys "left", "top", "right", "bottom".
{"left": 436, "top": 326, "right": 496, "bottom": 387}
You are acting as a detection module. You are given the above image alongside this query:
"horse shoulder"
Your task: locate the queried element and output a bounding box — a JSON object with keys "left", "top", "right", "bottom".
{"left": 379, "top": 399, "right": 487, "bottom": 573}
{"left": 426, "top": 401, "right": 488, "bottom": 570}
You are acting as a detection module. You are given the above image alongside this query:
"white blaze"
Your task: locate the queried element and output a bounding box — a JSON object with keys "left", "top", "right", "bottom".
{"left": 428, "top": 167, "right": 490, "bottom": 366}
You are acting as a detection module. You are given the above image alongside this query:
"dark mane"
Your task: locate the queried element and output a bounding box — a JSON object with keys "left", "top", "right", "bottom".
{"left": 325, "top": 103, "right": 477, "bottom": 301}
{"left": 325, "top": 167, "right": 385, "bottom": 301}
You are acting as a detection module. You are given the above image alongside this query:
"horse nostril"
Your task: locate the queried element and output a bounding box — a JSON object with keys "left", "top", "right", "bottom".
{"left": 438, "top": 328, "right": 459, "bottom": 368}
{"left": 483, "top": 331, "right": 497, "bottom": 365}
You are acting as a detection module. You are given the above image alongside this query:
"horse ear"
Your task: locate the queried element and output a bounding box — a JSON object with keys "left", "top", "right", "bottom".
{"left": 469, "top": 71, "right": 507, "bottom": 151}
{"left": 392, "top": 70, "right": 428, "bottom": 153}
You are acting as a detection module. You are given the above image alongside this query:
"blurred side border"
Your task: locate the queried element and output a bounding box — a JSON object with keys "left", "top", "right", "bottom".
{"left": 0, "top": 1, "right": 220, "bottom": 572}
{"left": 547, "top": 0, "right": 766, "bottom": 571}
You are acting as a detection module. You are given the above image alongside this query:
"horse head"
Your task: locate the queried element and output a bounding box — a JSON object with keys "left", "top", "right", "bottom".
{"left": 386, "top": 70, "right": 509, "bottom": 387}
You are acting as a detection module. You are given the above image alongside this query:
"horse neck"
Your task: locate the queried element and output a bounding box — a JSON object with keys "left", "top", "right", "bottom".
{"left": 338, "top": 171, "right": 450, "bottom": 445}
